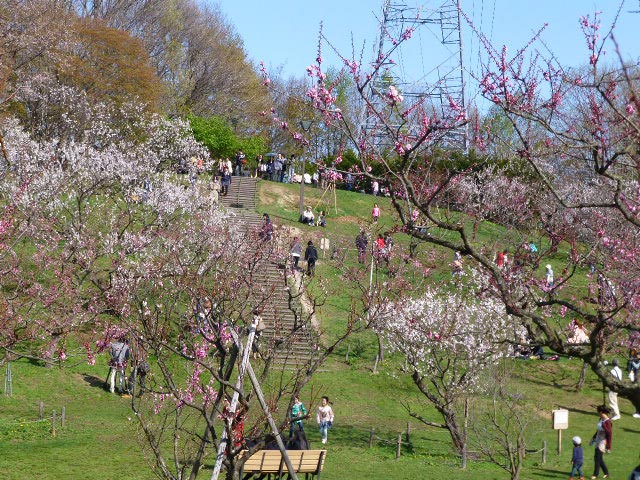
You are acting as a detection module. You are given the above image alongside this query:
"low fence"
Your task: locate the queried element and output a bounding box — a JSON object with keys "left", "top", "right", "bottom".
{"left": 0, "top": 401, "right": 68, "bottom": 439}
{"left": 367, "top": 422, "right": 548, "bottom": 465}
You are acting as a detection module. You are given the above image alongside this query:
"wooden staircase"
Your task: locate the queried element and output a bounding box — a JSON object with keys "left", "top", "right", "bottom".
{"left": 220, "top": 176, "right": 258, "bottom": 210}
{"left": 221, "top": 177, "right": 317, "bottom": 367}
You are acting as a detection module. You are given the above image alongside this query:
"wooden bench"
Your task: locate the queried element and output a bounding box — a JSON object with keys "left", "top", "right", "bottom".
{"left": 240, "top": 449, "right": 327, "bottom": 479}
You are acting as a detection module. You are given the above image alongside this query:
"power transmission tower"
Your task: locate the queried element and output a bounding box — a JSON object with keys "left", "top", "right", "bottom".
{"left": 359, "top": 0, "right": 468, "bottom": 151}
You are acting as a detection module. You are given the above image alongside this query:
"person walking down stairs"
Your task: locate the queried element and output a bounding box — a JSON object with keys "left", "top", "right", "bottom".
{"left": 304, "top": 240, "right": 318, "bottom": 276}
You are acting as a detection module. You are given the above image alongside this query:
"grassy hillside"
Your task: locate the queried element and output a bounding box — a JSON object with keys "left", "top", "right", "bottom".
{"left": 1, "top": 179, "right": 635, "bottom": 480}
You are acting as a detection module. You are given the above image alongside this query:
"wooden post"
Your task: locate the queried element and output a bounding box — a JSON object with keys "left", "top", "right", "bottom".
{"left": 405, "top": 422, "right": 411, "bottom": 444}
{"left": 557, "top": 429, "right": 562, "bottom": 455}
{"left": 39, "top": 401, "right": 44, "bottom": 420}
{"left": 372, "top": 354, "right": 379, "bottom": 374}
{"left": 61, "top": 406, "right": 66, "bottom": 427}
{"left": 396, "top": 433, "right": 402, "bottom": 459}
{"left": 227, "top": 323, "right": 299, "bottom": 480}
{"left": 369, "top": 428, "right": 376, "bottom": 448}
{"left": 542, "top": 440, "right": 547, "bottom": 464}
{"left": 51, "top": 410, "right": 56, "bottom": 436}
{"left": 345, "top": 345, "right": 350, "bottom": 362}
{"left": 211, "top": 322, "right": 258, "bottom": 480}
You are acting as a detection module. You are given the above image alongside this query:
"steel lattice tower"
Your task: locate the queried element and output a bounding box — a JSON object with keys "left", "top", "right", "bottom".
{"left": 360, "top": 0, "right": 468, "bottom": 151}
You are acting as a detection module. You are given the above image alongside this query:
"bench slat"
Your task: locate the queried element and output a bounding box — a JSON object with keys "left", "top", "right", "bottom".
{"left": 242, "top": 450, "right": 327, "bottom": 474}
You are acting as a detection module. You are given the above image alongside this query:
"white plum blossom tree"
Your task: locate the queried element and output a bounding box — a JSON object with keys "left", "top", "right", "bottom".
{"left": 376, "top": 274, "right": 514, "bottom": 453}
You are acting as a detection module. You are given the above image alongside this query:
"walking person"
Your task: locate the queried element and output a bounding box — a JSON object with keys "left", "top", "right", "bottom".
{"left": 234, "top": 149, "right": 246, "bottom": 176}
{"left": 372, "top": 180, "right": 379, "bottom": 196}
{"left": 304, "top": 240, "right": 318, "bottom": 276}
{"left": 570, "top": 436, "right": 585, "bottom": 480}
{"left": 608, "top": 359, "right": 623, "bottom": 420}
{"left": 259, "top": 213, "right": 274, "bottom": 242}
{"left": 221, "top": 167, "right": 232, "bottom": 196}
{"left": 355, "top": 230, "right": 368, "bottom": 264}
{"left": 210, "top": 176, "right": 221, "bottom": 205}
{"left": 589, "top": 405, "right": 613, "bottom": 479}
{"left": 372, "top": 203, "right": 380, "bottom": 223}
{"left": 289, "top": 395, "right": 308, "bottom": 437}
{"left": 290, "top": 237, "right": 302, "bottom": 271}
{"left": 252, "top": 309, "right": 266, "bottom": 358}
{"left": 317, "top": 396, "right": 334, "bottom": 445}
{"left": 128, "top": 352, "right": 150, "bottom": 398}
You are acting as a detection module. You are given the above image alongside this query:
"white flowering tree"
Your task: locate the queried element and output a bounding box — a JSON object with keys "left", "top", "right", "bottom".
{"left": 1, "top": 80, "right": 354, "bottom": 476}
{"left": 375, "top": 275, "right": 513, "bottom": 454}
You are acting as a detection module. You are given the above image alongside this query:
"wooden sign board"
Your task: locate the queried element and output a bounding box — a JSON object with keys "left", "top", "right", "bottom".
{"left": 552, "top": 409, "right": 569, "bottom": 430}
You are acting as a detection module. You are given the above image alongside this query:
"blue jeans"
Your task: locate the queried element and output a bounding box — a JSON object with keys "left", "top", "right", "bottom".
{"left": 571, "top": 464, "right": 584, "bottom": 477}
{"left": 319, "top": 421, "right": 332, "bottom": 441}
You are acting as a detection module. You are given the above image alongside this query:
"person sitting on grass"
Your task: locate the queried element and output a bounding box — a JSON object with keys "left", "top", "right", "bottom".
{"left": 317, "top": 210, "right": 326, "bottom": 227}
{"left": 301, "top": 206, "right": 315, "bottom": 225}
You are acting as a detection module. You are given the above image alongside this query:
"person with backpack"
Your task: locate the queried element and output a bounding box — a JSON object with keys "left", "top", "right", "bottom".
{"left": 304, "top": 240, "right": 318, "bottom": 276}
{"left": 108, "top": 337, "right": 130, "bottom": 395}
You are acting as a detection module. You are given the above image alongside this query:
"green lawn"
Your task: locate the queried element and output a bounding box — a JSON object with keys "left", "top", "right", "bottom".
{"left": 1, "top": 180, "right": 635, "bottom": 480}
{"left": 3, "top": 355, "right": 640, "bottom": 479}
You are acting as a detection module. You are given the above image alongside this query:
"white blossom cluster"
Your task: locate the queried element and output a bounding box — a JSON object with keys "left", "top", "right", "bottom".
{"left": 376, "top": 279, "right": 514, "bottom": 394}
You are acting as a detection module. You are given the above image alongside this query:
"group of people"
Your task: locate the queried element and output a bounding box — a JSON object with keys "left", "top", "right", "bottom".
{"left": 570, "top": 405, "right": 614, "bottom": 480}
{"left": 290, "top": 236, "right": 318, "bottom": 276}
{"left": 301, "top": 206, "right": 326, "bottom": 227}
{"left": 354, "top": 230, "right": 394, "bottom": 266}
{"left": 289, "top": 395, "right": 335, "bottom": 447}
{"left": 256, "top": 153, "right": 295, "bottom": 183}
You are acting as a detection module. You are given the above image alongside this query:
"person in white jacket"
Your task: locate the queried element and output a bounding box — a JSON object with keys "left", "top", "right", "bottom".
{"left": 609, "top": 358, "right": 623, "bottom": 420}
{"left": 317, "top": 396, "right": 335, "bottom": 445}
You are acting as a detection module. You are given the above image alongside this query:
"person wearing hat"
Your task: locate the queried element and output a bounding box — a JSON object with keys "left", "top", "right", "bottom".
{"left": 589, "top": 405, "right": 613, "bottom": 479}
{"left": 608, "top": 359, "right": 623, "bottom": 420}
{"left": 570, "top": 435, "right": 585, "bottom": 480}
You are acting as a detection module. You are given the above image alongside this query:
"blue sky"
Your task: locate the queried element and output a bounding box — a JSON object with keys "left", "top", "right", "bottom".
{"left": 215, "top": 0, "right": 639, "bottom": 102}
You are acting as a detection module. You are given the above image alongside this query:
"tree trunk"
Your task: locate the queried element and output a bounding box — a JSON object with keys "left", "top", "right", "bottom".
{"left": 441, "top": 407, "right": 465, "bottom": 454}
{"left": 377, "top": 334, "right": 385, "bottom": 362}
{"left": 576, "top": 361, "right": 589, "bottom": 392}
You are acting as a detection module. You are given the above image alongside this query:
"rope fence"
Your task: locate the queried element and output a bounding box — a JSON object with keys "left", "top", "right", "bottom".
{"left": 368, "top": 422, "right": 414, "bottom": 460}
{"left": 1, "top": 401, "right": 68, "bottom": 437}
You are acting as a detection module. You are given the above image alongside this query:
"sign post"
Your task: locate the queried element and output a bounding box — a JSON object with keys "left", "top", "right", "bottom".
{"left": 552, "top": 409, "right": 569, "bottom": 455}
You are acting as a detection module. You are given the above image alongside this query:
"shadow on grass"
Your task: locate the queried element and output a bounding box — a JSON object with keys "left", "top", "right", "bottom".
{"left": 532, "top": 467, "right": 567, "bottom": 478}
{"left": 562, "top": 405, "right": 598, "bottom": 416}
{"left": 82, "top": 373, "right": 110, "bottom": 391}
{"left": 621, "top": 426, "right": 640, "bottom": 434}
